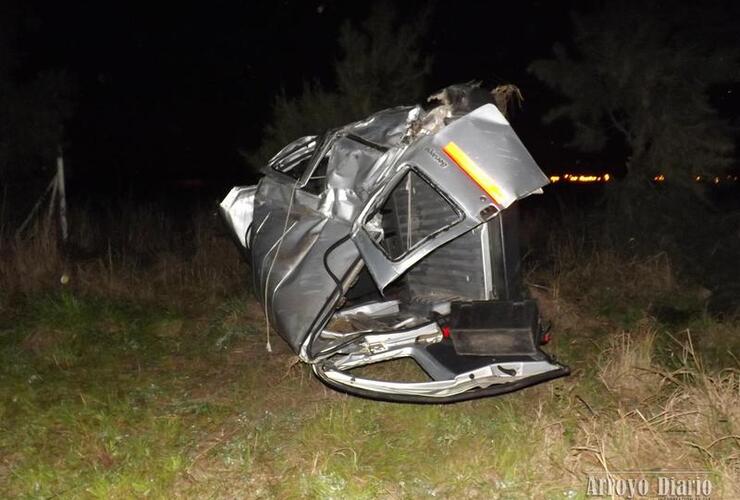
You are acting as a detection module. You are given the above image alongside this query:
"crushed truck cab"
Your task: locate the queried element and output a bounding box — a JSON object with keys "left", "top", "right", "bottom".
{"left": 221, "top": 83, "right": 569, "bottom": 403}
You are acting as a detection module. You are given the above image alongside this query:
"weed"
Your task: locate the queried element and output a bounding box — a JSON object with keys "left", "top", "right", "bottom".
{"left": 0, "top": 208, "right": 738, "bottom": 497}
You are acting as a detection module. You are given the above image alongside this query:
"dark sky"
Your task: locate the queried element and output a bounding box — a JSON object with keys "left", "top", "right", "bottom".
{"left": 1, "top": 1, "right": 642, "bottom": 194}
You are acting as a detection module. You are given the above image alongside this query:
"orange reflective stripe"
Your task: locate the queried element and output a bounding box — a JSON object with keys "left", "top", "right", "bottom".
{"left": 442, "top": 141, "right": 506, "bottom": 205}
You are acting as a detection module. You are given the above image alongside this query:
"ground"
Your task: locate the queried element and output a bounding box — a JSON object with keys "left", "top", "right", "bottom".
{"left": 0, "top": 221, "right": 738, "bottom": 498}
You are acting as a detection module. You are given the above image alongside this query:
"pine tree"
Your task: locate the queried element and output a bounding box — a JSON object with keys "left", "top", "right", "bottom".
{"left": 529, "top": 2, "right": 739, "bottom": 198}
{"left": 251, "top": 4, "right": 431, "bottom": 168}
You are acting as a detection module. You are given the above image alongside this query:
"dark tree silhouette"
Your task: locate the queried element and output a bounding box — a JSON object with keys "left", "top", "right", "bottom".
{"left": 529, "top": 3, "right": 739, "bottom": 199}
{"left": 0, "top": 71, "right": 74, "bottom": 180}
{"left": 251, "top": 3, "right": 431, "bottom": 167}
{"left": 0, "top": 12, "right": 74, "bottom": 183}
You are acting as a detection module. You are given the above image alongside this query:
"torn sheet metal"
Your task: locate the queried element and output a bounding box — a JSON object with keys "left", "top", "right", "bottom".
{"left": 221, "top": 82, "right": 568, "bottom": 403}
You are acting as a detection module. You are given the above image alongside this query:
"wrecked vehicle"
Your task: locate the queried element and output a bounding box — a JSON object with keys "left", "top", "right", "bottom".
{"left": 221, "top": 83, "right": 569, "bottom": 403}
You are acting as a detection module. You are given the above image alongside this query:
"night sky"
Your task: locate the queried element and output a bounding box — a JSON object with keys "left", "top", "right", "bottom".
{"left": 7, "top": 0, "right": 738, "bottom": 197}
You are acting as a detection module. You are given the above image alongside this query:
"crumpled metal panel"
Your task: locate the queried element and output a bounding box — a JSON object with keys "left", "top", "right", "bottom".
{"left": 431, "top": 104, "right": 549, "bottom": 208}
{"left": 350, "top": 104, "right": 549, "bottom": 290}
{"left": 222, "top": 87, "right": 549, "bottom": 360}
{"left": 219, "top": 186, "right": 257, "bottom": 250}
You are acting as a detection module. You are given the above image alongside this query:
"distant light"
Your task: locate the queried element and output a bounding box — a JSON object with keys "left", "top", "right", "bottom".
{"left": 552, "top": 172, "right": 612, "bottom": 183}
{"left": 549, "top": 172, "right": 737, "bottom": 185}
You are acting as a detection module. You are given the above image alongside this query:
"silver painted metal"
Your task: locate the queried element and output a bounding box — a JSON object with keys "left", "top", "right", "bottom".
{"left": 220, "top": 186, "right": 257, "bottom": 250}
{"left": 221, "top": 83, "right": 568, "bottom": 402}
{"left": 315, "top": 360, "right": 561, "bottom": 399}
{"left": 335, "top": 300, "right": 400, "bottom": 319}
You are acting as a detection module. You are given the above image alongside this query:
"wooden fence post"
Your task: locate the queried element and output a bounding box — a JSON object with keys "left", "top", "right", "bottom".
{"left": 57, "top": 150, "right": 68, "bottom": 243}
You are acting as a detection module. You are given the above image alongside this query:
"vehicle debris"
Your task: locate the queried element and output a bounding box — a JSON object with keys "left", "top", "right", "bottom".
{"left": 221, "top": 82, "right": 569, "bottom": 402}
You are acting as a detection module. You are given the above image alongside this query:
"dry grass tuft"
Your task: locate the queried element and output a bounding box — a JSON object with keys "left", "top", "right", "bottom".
{"left": 568, "top": 327, "right": 740, "bottom": 496}
{"left": 552, "top": 246, "right": 675, "bottom": 306}
{"left": 0, "top": 219, "right": 63, "bottom": 293}
{"left": 0, "top": 206, "right": 245, "bottom": 306}
{"left": 526, "top": 235, "right": 739, "bottom": 496}
{"left": 1, "top": 202, "right": 738, "bottom": 497}
{"left": 598, "top": 323, "right": 664, "bottom": 401}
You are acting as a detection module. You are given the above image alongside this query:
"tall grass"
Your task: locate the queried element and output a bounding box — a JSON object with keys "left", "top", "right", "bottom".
{"left": 0, "top": 202, "right": 738, "bottom": 497}
{"left": 0, "top": 203, "right": 245, "bottom": 305}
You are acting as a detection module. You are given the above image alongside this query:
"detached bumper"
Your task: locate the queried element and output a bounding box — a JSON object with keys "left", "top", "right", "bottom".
{"left": 314, "top": 349, "right": 569, "bottom": 404}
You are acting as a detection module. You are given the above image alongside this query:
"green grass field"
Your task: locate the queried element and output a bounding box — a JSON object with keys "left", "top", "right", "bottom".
{"left": 1, "top": 218, "right": 738, "bottom": 498}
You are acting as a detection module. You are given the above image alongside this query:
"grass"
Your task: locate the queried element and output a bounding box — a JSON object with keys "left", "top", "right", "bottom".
{"left": 0, "top": 208, "right": 738, "bottom": 498}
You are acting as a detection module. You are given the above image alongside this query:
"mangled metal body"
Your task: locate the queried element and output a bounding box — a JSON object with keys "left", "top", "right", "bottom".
{"left": 221, "top": 84, "right": 568, "bottom": 402}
